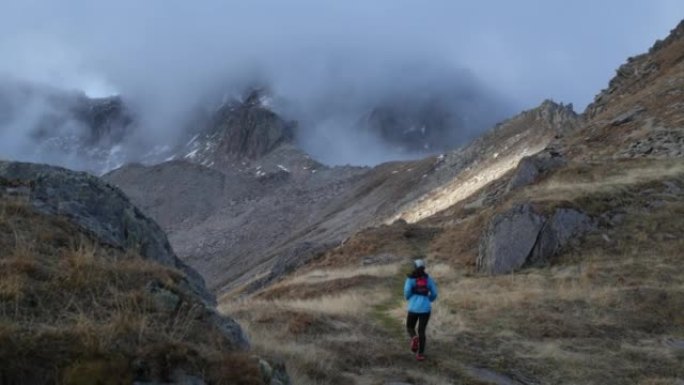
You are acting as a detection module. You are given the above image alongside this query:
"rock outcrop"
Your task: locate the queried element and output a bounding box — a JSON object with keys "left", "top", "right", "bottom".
{"left": 527, "top": 208, "right": 594, "bottom": 267}
{"left": 477, "top": 204, "right": 593, "bottom": 274}
{"left": 0, "top": 160, "right": 272, "bottom": 384}
{"left": 477, "top": 204, "right": 545, "bottom": 274}
{"left": 0, "top": 160, "right": 213, "bottom": 305}
{"left": 175, "top": 90, "right": 297, "bottom": 170}
{"left": 586, "top": 20, "right": 684, "bottom": 120}
{"left": 213, "top": 90, "right": 295, "bottom": 160}
{"left": 507, "top": 148, "right": 566, "bottom": 191}
{"left": 108, "top": 98, "right": 584, "bottom": 293}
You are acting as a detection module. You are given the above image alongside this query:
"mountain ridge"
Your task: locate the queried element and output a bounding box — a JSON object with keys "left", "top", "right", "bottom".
{"left": 223, "top": 19, "right": 684, "bottom": 384}
{"left": 106, "top": 96, "right": 581, "bottom": 295}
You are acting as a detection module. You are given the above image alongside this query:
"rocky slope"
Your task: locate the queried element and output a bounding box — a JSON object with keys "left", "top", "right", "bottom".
{"left": 417, "top": 20, "right": 684, "bottom": 275}
{"left": 0, "top": 161, "right": 288, "bottom": 385}
{"left": 218, "top": 20, "right": 684, "bottom": 385}
{"left": 106, "top": 96, "right": 578, "bottom": 295}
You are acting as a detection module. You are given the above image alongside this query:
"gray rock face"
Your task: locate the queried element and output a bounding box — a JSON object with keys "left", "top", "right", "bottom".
{"left": 0, "top": 160, "right": 213, "bottom": 305}
{"left": 477, "top": 204, "right": 545, "bottom": 274}
{"left": 618, "top": 125, "right": 684, "bottom": 159}
{"left": 478, "top": 204, "right": 593, "bottom": 274}
{"left": 528, "top": 208, "right": 594, "bottom": 267}
{"left": 214, "top": 92, "right": 294, "bottom": 160}
{"left": 0, "top": 160, "right": 255, "bottom": 375}
{"left": 0, "top": 161, "right": 170, "bottom": 261}
{"left": 507, "top": 149, "right": 566, "bottom": 191}
{"left": 179, "top": 89, "right": 294, "bottom": 165}
{"left": 107, "top": 98, "right": 582, "bottom": 295}
{"left": 534, "top": 99, "right": 579, "bottom": 133}
{"left": 586, "top": 20, "right": 684, "bottom": 120}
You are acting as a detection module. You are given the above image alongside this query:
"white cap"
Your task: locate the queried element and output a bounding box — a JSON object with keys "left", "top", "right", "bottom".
{"left": 414, "top": 259, "right": 425, "bottom": 268}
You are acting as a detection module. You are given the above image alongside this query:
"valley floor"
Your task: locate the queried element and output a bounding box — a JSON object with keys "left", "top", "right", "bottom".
{"left": 220, "top": 158, "right": 684, "bottom": 385}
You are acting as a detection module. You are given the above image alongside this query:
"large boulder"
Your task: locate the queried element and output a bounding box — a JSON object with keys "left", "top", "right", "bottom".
{"left": 477, "top": 204, "right": 545, "bottom": 274}
{"left": 478, "top": 204, "right": 593, "bottom": 274}
{"left": 0, "top": 160, "right": 262, "bottom": 382}
{"left": 507, "top": 149, "right": 566, "bottom": 192}
{"left": 527, "top": 208, "right": 594, "bottom": 267}
{"left": 0, "top": 160, "right": 213, "bottom": 305}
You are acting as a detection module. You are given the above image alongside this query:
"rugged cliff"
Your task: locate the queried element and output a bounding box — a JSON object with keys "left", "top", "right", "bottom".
{"left": 221, "top": 20, "right": 684, "bottom": 385}
{"left": 0, "top": 161, "right": 288, "bottom": 385}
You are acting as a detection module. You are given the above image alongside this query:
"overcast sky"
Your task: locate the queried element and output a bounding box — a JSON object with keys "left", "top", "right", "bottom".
{"left": 0, "top": 1, "right": 682, "bottom": 167}
{"left": 1, "top": 0, "right": 682, "bottom": 109}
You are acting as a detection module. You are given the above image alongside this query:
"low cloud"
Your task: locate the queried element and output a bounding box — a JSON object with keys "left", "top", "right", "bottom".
{"left": 0, "top": 1, "right": 682, "bottom": 169}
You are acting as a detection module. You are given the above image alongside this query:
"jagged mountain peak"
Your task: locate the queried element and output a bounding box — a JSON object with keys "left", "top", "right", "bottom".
{"left": 538, "top": 98, "right": 575, "bottom": 114}
{"left": 484, "top": 99, "right": 580, "bottom": 144}
{"left": 213, "top": 92, "right": 294, "bottom": 160}
{"left": 526, "top": 99, "right": 578, "bottom": 130}
{"left": 0, "top": 80, "right": 133, "bottom": 173}
{"left": 171, "top": 89, "right": 307, "bottom": 176}
{"left": 585, "top": 18, "right": 684, "bottom": 120}
{"left": 648, "top": 18, "right": 684, "bottom": 55}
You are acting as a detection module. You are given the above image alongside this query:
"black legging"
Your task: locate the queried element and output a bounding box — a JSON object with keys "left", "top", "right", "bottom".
{"left": 406, "top": 312, "right": 431, "bottom": 354}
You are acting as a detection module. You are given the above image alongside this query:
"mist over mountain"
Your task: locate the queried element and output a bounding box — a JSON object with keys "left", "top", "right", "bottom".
{"left": 0, "top": 78, "right": 134, "bottom": 171}
{"left": 0, "top": 46, "right": 515, "bottom": 170}
{"left": 0, "top": 1, "right": 682, "bottom": 171}
{"left": 270, "top": 59, "right": 515, "bottom": 165}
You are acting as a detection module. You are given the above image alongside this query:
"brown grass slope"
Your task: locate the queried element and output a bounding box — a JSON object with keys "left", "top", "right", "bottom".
{"left": 221, "top": 20, "right": 684, "bottom": 385}
{"left": 227, "top": 159, "right": 684, "bottom": 385}
{"left": 0, "top": 201, "right": 264, "bottom": 385}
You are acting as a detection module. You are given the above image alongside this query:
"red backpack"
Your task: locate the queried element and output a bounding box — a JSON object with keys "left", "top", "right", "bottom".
{"left": 413, "top": 275, "right": 430, "bottom": 296}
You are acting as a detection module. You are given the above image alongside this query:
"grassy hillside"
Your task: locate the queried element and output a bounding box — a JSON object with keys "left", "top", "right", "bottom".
{"left": 218, "top": 21, "right": 684, "bottom": 384}
{"left": 0, "top": 200, "right": 264, "bottom": 385}
{"left": 221, "top": 156, "right": 684, "bottom": 385}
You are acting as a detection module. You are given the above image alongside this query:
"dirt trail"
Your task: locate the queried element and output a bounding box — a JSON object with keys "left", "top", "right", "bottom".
{"left": 369, "top": 270, "right": 536, "bottom": 385}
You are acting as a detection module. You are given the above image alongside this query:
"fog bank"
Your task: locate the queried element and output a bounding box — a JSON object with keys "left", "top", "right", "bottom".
{"left": 0, "top": 1, "right": 682, "bottom": 169}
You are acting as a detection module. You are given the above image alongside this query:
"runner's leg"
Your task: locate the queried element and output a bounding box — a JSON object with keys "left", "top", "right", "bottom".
{"left": 417, "top": 312, "right": 431, "bottom": 354}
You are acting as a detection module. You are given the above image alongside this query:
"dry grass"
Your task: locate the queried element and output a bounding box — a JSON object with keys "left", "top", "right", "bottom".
{"left": 397, "top": 183, "right": 684, "bottom": 384}
{"left": 315, "top": 222, "right": 440, "bottom": 269}
{"left": 523, "top": 158, "right": 684, "bottom": 204}
{"left": 221, "top": 262, "right": 480, "bottom": 384}
{"left": 221, "top": 157, "right": 684, "bottom": 384}
{"left": 287, "top": 264, "right": 399, "bottom": 285}
{"left": 425, "top": 240, "right": 684, "bottom": 383}
{"left": 254, "top": 265, "right": 402, "bottom": 301}
{"left": 250, "top": 290, "right": 390, "bottom": 316}
{"left": 0, "top": 201, "right": 263, "bottom": 385}
{"left": 427, "top": 211, "right": 491, "bottom": 267}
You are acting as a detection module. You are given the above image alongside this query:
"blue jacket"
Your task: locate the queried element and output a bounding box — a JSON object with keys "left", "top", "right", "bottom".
{"left": 404, "top": 274, "right": 438, "bottom": 314}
